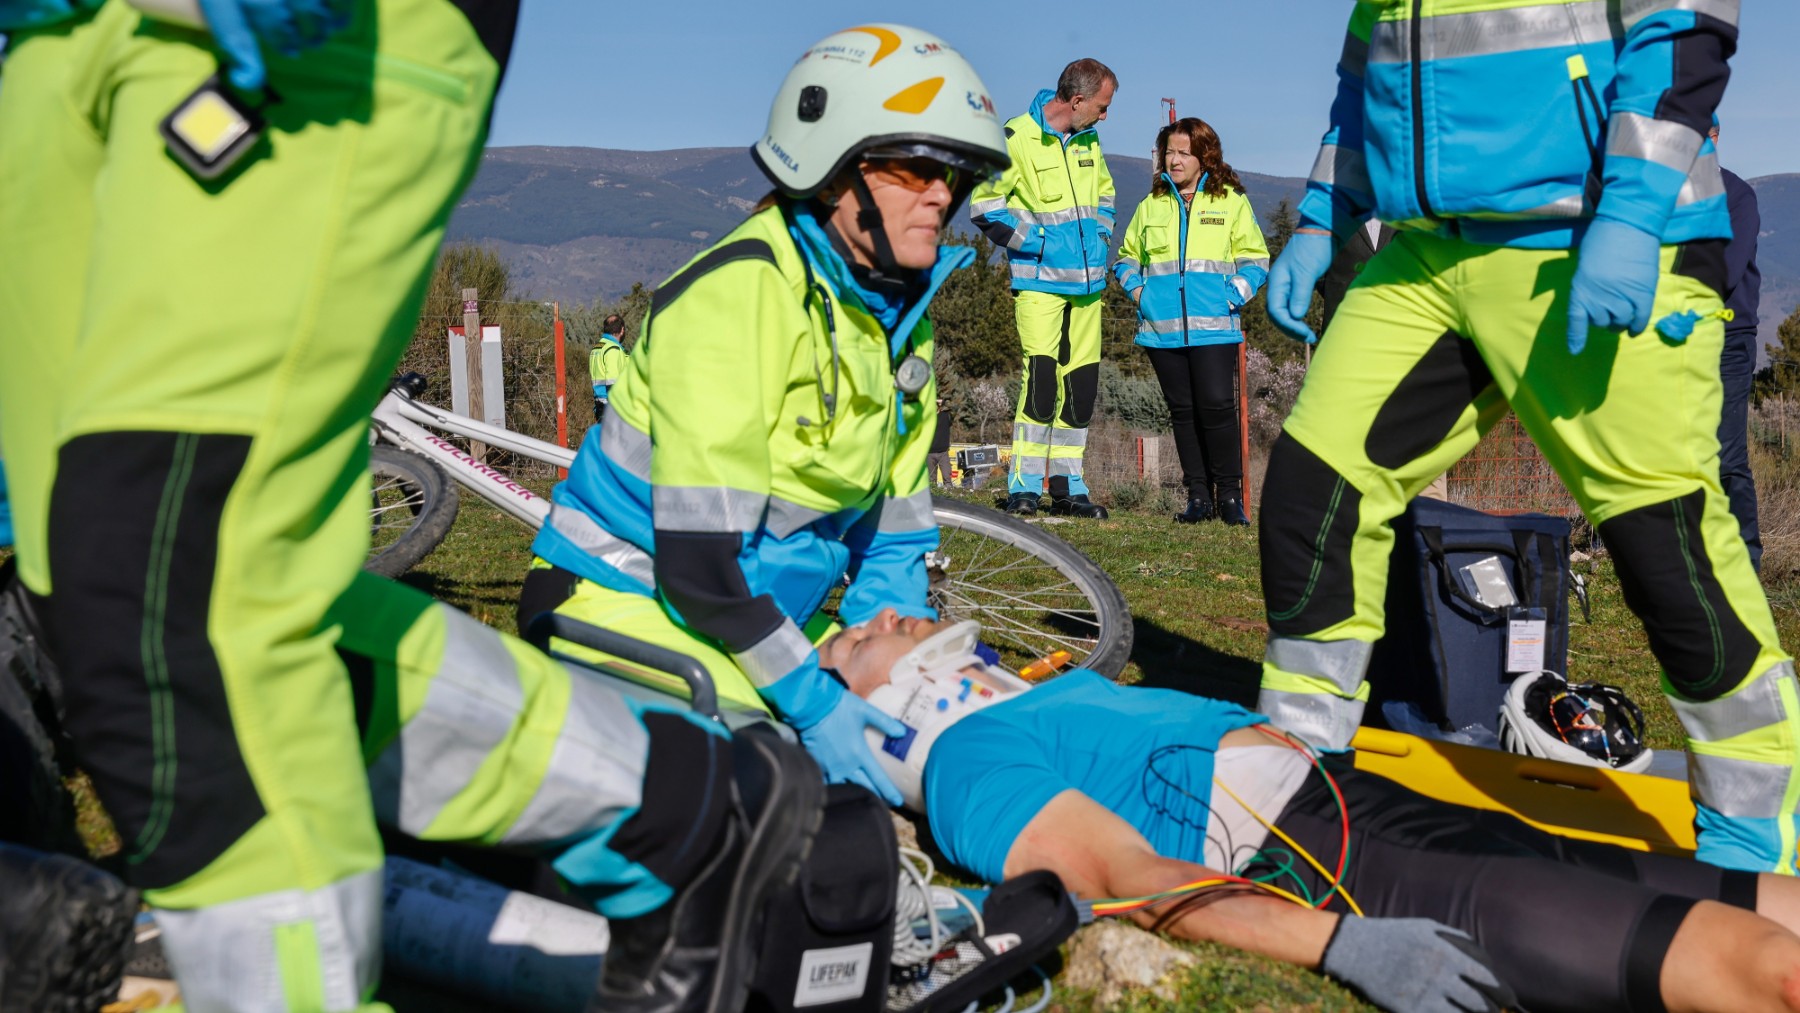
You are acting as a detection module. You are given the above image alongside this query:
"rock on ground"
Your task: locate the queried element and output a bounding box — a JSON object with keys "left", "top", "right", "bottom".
{"left": 1062, "top": 919, "right": 1198, "bottom": 1007}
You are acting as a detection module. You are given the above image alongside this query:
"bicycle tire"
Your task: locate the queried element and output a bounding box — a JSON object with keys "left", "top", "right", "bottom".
{"left": 929, "top": 497, "right": 1133, "bottom": 679}
{"left": 365, "top": 446, "right": 459, "bottom": 578}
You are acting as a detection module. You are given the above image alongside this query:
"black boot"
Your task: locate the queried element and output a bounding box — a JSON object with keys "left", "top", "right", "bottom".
{"left": 1217, "top": 498, "right": 1250, "bottom": 527}
{"left": 1174, "top": 497, "right": 1214, "bottom": 524}
{"left": 1004, "top": 493, "right": 1040, "bottom": 516}
{"left": 592, "top": 728, "right": 825, "bottom": 1013}
{"left": 0, "top": 843, "right": 138, "bottom": 1013}
{"left": 1049, "top": 494, "right": 1109, "bottom": 519}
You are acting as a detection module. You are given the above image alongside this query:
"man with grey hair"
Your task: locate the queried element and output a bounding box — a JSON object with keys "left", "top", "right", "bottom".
{"left": 971, "top": 59, "right": 1118, "bottom": 519}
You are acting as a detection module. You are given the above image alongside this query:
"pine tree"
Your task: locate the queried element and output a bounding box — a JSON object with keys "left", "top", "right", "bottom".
{"left": 1756, "top": 305, "right": 1800, "bottom": 400}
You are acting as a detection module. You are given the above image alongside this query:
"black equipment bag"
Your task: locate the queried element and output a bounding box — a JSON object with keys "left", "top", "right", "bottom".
{"left": 749, "top": 784, "right": 899, "bottom": 1013}
{"left": 1368, "top": 497, "right": 1572, "bottom": 734}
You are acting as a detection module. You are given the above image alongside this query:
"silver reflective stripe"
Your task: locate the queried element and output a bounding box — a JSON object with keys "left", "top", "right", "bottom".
{"left": 1014, "top": 205, "right": 1098, "bottom": 228}
{"left": 502, "top": 662, "right": 652, "bottom": 845}
{"left": 1046, "top": 457, "right": 1083, "bottom": 476}
{"left": 1341, "top": 30, "right": 1370, "bottom": 76}
{"left": 1678, "top": 151, "right": 1725, "bottom": 206}
{"left": 1142, "top": 258, "right": 1236, "bottom": 278}
{"left": 1256, "top": 687, "right": 1366, "bottom": 752}
{"left": 369, "top": 607, "right": 524, "bottom": 835}
{"left": 1608, "top": 111, "right": 1703, "bottom": 172}
{"left": 1098, "top": 194, "right": 1115, "bottom": 211}
{"left": 734, "top": 620, "right": 815, "bottom": 688}
{"left": 1236, "top": 257, "right": 1271, "bottom": 271}
{"left": 154, "top": 869, "right": 382, "bottom": 1013}
{"left": 1027, "top": 265, "right": 1095, "bottom": 285}
{"left": 546, "top": 504, "right": 655, "bottom": 586}
{"left": 1669, "top": 662, "right": 1794, "bottom": 742}
{"left": 1622, "top": 0, "right": 1738, "bottom": 29}
{"left": 1265, "top": 635, "right": 1373, "bottom": 695}
{"left": 1687, "top": 751, "right": 1796, "bottom": 819}
{"left": 1370, "top": 2, "right": 1612, "bottom": 63}
{"left": 766, "top": 496, "right": 830, "bottom": 540}
{"left": 653, "top": 485, "right": 766, "bottom": 532}
{"left": 1014, "top": 453, "right": 1048, "bottom": 476}
{"left": 1048, "top": 427, "right": 1087, "bottom": 448}
{"left": 1010, "top": 225, "right": 1034, "bottom": 251}
{"left": 1309, "top": 144, "right": 1372, "bottom": 195}
{"left": 1141, "top": 315, "right": 1239, "bottom": 334}
{"left": 1015, "top": 421, "right": 1052, "bottom": 447}
{"left": 970, "top": 197, "right": 1008, "bottom": 219}
{"left": 600, "top": 414, "right": 653, "bottom": 482}
{"left": 875, "top": 490, "right": 935, "bottom": 533}
{"left": 1230, "top": 276, "right": 1255, "bottom": 301}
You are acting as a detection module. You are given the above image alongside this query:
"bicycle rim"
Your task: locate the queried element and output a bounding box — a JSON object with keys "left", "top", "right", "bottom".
{"left": 929, "top": 497, "right": 1132, "bottom": 678}
{"left": 366, "top": 446, "right": 459, "bottom": 578}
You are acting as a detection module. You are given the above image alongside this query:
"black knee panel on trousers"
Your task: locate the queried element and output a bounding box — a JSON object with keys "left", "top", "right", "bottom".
{"left": 47, "top": 431, "right": 265, "bottom": 889}
{"left": 1022, "top": 356, "right": 1059, "bottom": 424}
{"left": 1364, "top": 329, "right": 1493, "bottom": 469}
{"left": 1260, "top": 433, "right": 1361, "bottom": 636}
{"left": 1598, "top": 490, "right": 1762, "bottom": 700}
{"left": 1059, "top": 362, "right": 1099, "bottom": 428}
{"left": 607, "top": 712, "right": 732, "bottom": 894}
{"left": 517, "top": 563, "right": 581, "bottom": 638}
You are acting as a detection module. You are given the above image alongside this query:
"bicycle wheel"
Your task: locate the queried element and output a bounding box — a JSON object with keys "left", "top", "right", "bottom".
{"left": 929, "top": 497, "right": 1133, "bottom": 679}
{"left": 365, "top": 446, "right": 459, "bottom": 578}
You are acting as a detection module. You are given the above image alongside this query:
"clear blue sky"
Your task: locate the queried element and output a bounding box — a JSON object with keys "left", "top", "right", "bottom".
{"left": 490, "top": 0, "right": 1798, "bottom": 180}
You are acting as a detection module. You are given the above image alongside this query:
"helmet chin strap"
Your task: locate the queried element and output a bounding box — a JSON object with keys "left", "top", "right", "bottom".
{"left": 846, "top": 172, "right": 914, "bottom": 297}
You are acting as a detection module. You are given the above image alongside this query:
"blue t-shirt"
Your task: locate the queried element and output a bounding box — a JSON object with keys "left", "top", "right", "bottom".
{"left": 923, "top": 672, "right": 1262, "bottom": 883}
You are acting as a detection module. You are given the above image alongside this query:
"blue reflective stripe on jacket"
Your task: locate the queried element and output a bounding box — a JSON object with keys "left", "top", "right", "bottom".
{"left": 969, "top": 89, "right": 1116, "bottom": 296}
{"left": 1301, "top": 0, "right": 1736, "bottom": 250}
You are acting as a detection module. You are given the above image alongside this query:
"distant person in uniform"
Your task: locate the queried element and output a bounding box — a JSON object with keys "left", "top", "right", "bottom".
{"left": 929, "top": 395, "right": 954, "bottom": 487}
{"left": 1714, "top": 117, "right": 1764, "bottom": 573}
{"left": 589, "top": 313, "right": 628, "bottom": 422}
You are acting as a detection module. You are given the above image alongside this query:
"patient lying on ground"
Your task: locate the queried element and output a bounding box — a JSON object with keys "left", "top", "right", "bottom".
{"left": 818, "top": 610, "right": 1800, "bottom": 1013}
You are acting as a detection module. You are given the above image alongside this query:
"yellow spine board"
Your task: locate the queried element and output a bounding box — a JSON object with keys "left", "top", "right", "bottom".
{"left": 1350, "top": 727, "right": 1696, "bottom": 854}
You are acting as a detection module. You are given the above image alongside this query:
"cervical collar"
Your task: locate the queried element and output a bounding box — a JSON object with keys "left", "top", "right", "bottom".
{"left": 862, "top": 621, "right": 1032, "bottom": 811}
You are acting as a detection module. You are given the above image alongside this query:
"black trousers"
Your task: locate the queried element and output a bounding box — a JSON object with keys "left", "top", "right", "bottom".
{"left": 1145, "top": 344, "right": 1241, "bottom": 501}
{"left": 1247, "top": 764, "right": 1756, "bottom": 1013}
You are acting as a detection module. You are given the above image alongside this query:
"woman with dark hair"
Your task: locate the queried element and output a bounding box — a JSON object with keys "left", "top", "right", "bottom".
{"left": 1114, "top": 117, "right": 1269, "bottom": 525}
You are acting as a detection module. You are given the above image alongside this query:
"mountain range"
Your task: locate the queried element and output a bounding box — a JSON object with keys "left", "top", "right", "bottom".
{"left": 447, "top": 146, "right": 1800, "bottom": 349}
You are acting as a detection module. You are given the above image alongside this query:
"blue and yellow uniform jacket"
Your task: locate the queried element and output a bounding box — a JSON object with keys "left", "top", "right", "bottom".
{"left": 532, "top": 203, "right": 967, "bottom": 728}
{"left": 969, "top": 89, "right": 1116, "bottom": 296}
{"left": 1304, "top": 0, "right": 1737, "bottom": 249}
{"left": 588, "top": 336, "right": 626, "bottom": 399}
{"left": 1113, "top": 175, "right": 1270, "bottom": 348}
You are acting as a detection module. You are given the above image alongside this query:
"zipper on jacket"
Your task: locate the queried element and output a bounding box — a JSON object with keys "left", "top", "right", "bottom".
{"left": 1410, "top": 0, "right": 1436, "bottom": 219}
{"left": 1176, "top": 184, "right": 1191, "bottom": 346}
{"left": 1062, "top": 134, "right": 1092, "bottom": 285}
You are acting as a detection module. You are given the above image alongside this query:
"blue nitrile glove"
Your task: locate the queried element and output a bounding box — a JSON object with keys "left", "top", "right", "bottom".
{"left": 197, "top": 0, "right": 354, "bottom": 92}
{"left": 1565, "top": 217, "right": 1662, "bottom": 355}
{"left": 1225, "top": 274, "right": 1254, "bottom": 310}
{"left": 1321, "top": 916, "right": 1515, "bottom": 1013}
{"left": 796, "top": 692, "right": 906, "bottom": 806}
{"left": 1267, "top": 230, "right": 1336, "bottom": 344}
{"left": 1656, "top": 310, "right": 1700, "bottom": 343}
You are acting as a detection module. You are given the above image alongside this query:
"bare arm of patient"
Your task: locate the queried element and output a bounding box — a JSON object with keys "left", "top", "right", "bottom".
{"left": 1003, "top": 788, "right": 1338, "bottom": 969}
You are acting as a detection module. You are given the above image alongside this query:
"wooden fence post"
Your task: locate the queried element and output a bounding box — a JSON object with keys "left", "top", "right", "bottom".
{"left": 463, "top": 288, "right": 487, "bottom": 460}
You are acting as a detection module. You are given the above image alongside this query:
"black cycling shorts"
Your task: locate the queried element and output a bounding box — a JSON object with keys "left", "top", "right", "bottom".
{"left": 1240, "top": 762, "right": 1758, "bottom": 1013}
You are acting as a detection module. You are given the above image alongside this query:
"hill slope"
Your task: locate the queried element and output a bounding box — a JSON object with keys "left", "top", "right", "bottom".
{"left": 447, "top": 148, "right": 1797, "bottom": 349}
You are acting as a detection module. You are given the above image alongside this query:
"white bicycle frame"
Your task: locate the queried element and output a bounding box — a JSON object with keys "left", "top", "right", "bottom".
{"left": 371, "top": 388, "right": 573, "bottom": 527}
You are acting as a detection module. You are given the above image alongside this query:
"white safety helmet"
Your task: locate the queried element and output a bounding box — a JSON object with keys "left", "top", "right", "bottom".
{"left": 752, "top": 24, "right": 1009, "bottom": 199}
{"left": 862, "top": 620, "right": 1032, "bottom": 812}
{"left": 1497, "top": 672, "right": 1654, "bottom": 775}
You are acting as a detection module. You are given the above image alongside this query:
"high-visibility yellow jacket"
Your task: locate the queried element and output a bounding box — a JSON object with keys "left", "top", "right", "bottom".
{"left": 588, "top": 336, "right": 626, "bottom": 398}
{"left": 969, "top": 89, "right": 1115, "bottom": 297}
{"left": 532, "top": 203, "right": 969, "bottom": 727}
{"left": 1113, "top": 175, "right": 1270, "bottom": 348}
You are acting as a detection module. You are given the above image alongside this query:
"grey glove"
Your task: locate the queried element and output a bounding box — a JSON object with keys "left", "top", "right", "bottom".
{"left": 1320, "top": 915, "right": 1515, "bottom": 1013}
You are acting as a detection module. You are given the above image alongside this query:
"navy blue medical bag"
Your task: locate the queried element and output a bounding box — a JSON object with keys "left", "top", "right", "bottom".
{"left": 1367, "top": 497, "right": 1573, "bottom": 734}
